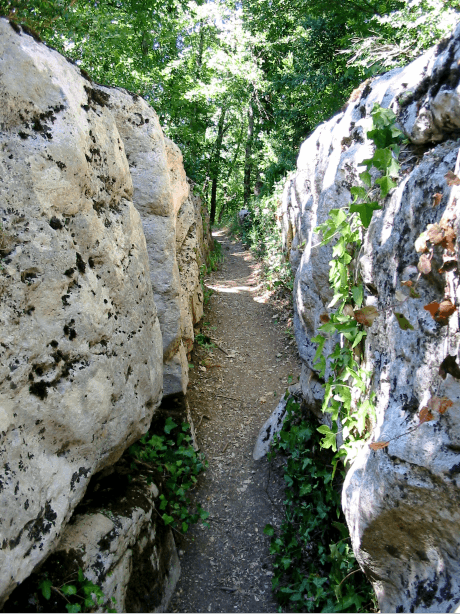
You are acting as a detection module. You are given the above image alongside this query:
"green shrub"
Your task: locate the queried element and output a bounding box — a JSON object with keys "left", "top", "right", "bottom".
{"left": 265, "top": 396, "right": 375, "bottom": 613}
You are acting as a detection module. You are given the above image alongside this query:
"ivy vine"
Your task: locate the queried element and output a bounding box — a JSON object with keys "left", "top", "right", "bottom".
{"left": 313, "top": 103, "right": 407, "bottom": 466}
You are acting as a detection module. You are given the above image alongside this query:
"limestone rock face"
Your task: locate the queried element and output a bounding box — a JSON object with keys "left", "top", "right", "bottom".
{"left": 176, "top": 190, "right": 212, "bottom": 355}
{"left": 280, "top": 23, "right": 460, "bottom": 612}
{"left": 102, "top": 91, "right": 187, "bottom": 397}
{"left": 0, "top": 20, "right": 165, "bottom": 605}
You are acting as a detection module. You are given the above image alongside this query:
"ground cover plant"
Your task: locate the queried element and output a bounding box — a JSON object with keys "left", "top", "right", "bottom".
{"left": 129, "top": 416, "right": 209, "bottom": 533}
{"left": 264, "top": 396, "right": 375, "bottom": 613}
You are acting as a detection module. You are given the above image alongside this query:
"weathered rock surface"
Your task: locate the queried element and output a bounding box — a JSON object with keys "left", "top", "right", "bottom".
{"left": 0, "top": 19, "right": 163, "bottom": 604}
{"left": 280, "top": 22, "right": 460, "bottom": 613}
{"left": 0, "top": 19, "right": 210, "bottom": 609}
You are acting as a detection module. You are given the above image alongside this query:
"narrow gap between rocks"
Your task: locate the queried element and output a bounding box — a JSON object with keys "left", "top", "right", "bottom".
{"left": 170, "top": 230, "right": 301, "bottom": 613}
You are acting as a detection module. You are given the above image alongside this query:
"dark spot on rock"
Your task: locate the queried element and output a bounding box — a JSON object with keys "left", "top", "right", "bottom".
{"left": 49, "top": 216, "right": 63, "bottom": 230}
{"left": 439, "top": 355, "right": 460, "bottom": 380}
{"left": 76, "top": 253, "right": 86, "bottom": 274}
{"left": 385, "top": 544, "right": 400, "bottom": 557}
{"left": 88, "top": 257, "right": 95, "bottom": 268}
{"left": 70, "top": 467, "right": 90, "bottom": 491}
{"left": 448, "top": 462, "right": 460, "bottom": 477}
{"left": 80, "top": 67, "right": 92, "bottom": 82}
{"left": 29, "top": 381, "right": 49, "bottom": 400}
{"left": 64, "top": 268, "right": 75, "bottom": 277}
{"left": 18, "top": 131, "right": 29, "bottom": 140}
{"left": 50, "top": 340, "right": 59, "bottom": 348}
{"left": 61, "top": 294, "right": 70, "bottom": 306}
{"left": 55, "top": 160, "right": 66, "bottom": 170}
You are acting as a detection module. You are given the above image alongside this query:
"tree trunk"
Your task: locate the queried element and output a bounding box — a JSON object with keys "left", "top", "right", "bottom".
{"left": 218, "top": 122, "right": 244, "bottom": 223}
{"left": 209, "top": 107, "right": 226, "bottom": 225}
{"left": 243, "top": 99, "right": 254, "bottom": 209}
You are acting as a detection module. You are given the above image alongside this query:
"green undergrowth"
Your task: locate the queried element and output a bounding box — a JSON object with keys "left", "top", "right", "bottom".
{"left": 232, "top": 180, "right": 294, "bottom": 297}
{"left": 265, "top": 396, "right": 375, "bottom": 613}
{"left": 129, "top": 417, "right": 209, "bottom": 533}
{"left": 200, "top": 238, "right": 224, "bottom": 305}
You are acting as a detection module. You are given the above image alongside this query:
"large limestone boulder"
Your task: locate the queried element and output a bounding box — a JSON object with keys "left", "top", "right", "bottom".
{"left": 101, "top": 90, "right": 189, "bottom": 397}
{"left": 280, "top": 22, "right": 460, "bottom": 612}
{"left": 0, "top": 20, "right": 163, "bottom": 604}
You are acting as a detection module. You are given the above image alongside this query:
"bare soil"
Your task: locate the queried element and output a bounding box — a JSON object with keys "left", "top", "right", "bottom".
{"left": 169, "top": 230, "right": 302, "bottom": 613}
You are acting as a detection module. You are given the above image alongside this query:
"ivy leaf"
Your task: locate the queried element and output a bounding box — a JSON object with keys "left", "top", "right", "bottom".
{"left": 394, "top": 312, "right": 414, "bottom": 330}
{"left": 264, "top": 524, "right": 275, "bottom": 536}
{"left": 353, "top": 305, "right": 379, "bottom": 326}
{"left": 317, "top": 425, "right": 337, "bottom": 451}
{"left": 350, "top": 186, "right": 367, "bottom": 201}
{"left": 351, "top": 284, "right": 364, "bottom": 307}
{"left": 418, "top": 407, "right": 434, "bottom": 424}
{"left": 371, "top": 148, "right": 393, "bottom": 171}
{"left": 349, "top": 201, "right": 381, "bottom": 228}
{"left": 359, "top": 170, "right": 372, "bottom": 187}
{"left": 376, "top": 174, "right": 397, "bottom": 197}
{"left": 66, "top": 605, "right": 81, "bottom": 614}
{"left": 162, "top": 513, "right": 174, "bottom": 525}
{"left": 352, "top": 329, "right": 366, "bottom": 349}
{"left": 39, "top": 579, "right": 52, "bottom": 601}
{"left": 164, "top": 417, "right": 178, "bottom": 434}
{"left": 369, "top": 441, "right": 389, "bottom": 450}
{"left": 61, "top": 585, "right": 78, "bottom": 596}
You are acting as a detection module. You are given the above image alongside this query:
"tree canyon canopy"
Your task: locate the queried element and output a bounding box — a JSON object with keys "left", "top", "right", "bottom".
{"left": 1, "top": 0, "right": 458, "bottom": 222}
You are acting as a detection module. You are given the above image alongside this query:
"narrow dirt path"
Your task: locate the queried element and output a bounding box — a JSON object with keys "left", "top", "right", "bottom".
{"left": 170, "top": 230, "right": 301, "bottom": 613}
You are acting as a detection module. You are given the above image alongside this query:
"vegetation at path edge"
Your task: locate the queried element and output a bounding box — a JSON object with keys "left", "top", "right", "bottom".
{"left": 264, "top": 396, "right": 375, "bottom": 613}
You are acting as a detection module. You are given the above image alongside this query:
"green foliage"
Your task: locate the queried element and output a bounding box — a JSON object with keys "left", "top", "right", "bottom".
{"left": 265, "top": 396, "right": 374, "bottom": 612}
{"left": 129, "top": 418, "right": 208, "bottom": 533}
{"left": 38, "top": 569, "right": 115, "bottom": 613}
{"left": 242, "top": 179, "right": 294, "bottom": 295}
{"left": 313, "top": 104, "right": 406, "bottom": 466}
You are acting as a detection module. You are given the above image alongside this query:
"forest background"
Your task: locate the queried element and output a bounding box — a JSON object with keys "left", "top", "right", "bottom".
{"left": 1, "top": 0, "right": 459, "bottom": 240}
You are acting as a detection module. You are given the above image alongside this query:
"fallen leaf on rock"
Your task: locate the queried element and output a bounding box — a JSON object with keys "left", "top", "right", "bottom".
{"left": 424, "top": 299, "right": 456, "bottom": 324}
{"left": 427, "top": 396, "right": 453, "bottom": 415}
{"left": 258, "top": 397, "right": 266, "bottom": 403}
{"left": 199, "top": 366, "right": 207, "bottom": 372}
{"left": 443, "top": 227, "right": 456, "bottom": 253}
{"left": 342, "top": 304, "right": 355, "bottom": 318}
{"left": 369, "top": 441, "right": 389, "bottom": 450}
{"left": 394, "top": 312, "right": 414, "bottom": 330}
{"left": 419, "top": 407, "right": 434, "bottom": 424}
{"left": 401, "top": 280, "right": 413, "bottom": 287}
{"left": 426, "top": 223, "right": 444, "bottom": 245}
{"left": 353, "top": 305, "right": 379, "bottom": 326}
{"left": 445, "top": 170, "right": 460, "bottom": 186}
{"left": 320, "top": 313, "right": 330, "bottom": 323}
{"left": 415, "top": 232, "right": 429, "bottom": 253}
{"left": 418, "top": 253, "right": 432, "bottom": 275}
{"left": 432, "top": 193, "right": 443, "bottom": 207}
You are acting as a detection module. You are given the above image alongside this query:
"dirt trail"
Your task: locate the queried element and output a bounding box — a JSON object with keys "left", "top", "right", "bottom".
{"left": 170, "top": 230, "right": 301, "bottom": 613}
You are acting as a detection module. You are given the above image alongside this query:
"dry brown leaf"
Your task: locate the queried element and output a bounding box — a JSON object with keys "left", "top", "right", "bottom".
{"left": 427, "top": 396, "right": 453, "bottom": 415}
{"left": 353, "top": 305, "right": 379, "bottom": 327}
{"left": 401, "top": 280, "right": 413, "bottom": 287}
{"left": 426, "top": 223, "right": 444, "bottom": 245}
{"left": 369, "top": 441, "right": 390, "bottom": 450}
{"left": 343, "top": 304, "right": 355, "bottom": 318}
{"left": 418, "top": 253, "right": 432, "bottom": 275}
{"left": 432, "top": 193, "right": 443, "bottom": 207}
{"left": 415, "top": 232, "right": 429, "bottom": 253}
{"left": 424, "top": 301, "right": 440, "bottom": 319}
{"left": 436, "top": 299, "right": 457, "bottom": 323}
{"left": 419, "top": 407, "right": 434, "bottom": 424}
{"left": 443, "top": 227, "right": 456, "bottom": 253}
{"left": 445, "top": 171, "right": 460, "bottom": 186}
{"left": 320, "top": 313, "right": 330, "bottom": 323}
